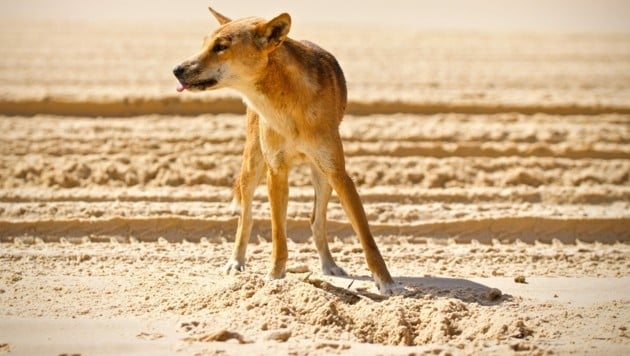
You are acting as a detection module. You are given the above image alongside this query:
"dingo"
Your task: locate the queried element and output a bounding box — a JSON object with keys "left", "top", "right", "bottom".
{"left": 173, "top": 7, "right": 403, "bottom": 295}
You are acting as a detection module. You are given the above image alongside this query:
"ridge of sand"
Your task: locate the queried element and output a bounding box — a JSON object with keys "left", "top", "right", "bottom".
{"left": 1, "top": 215, "right": 629, "bottom": 244}
{"left": 1, "top": 185, "right": 629, "bottom": 204}
{"left": 2, "top": 97, "right": 630, "bottom": 117}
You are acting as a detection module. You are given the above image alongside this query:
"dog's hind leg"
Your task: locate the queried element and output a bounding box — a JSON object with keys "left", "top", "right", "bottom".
{"left": 310, "top": 164, "right": 347, "bottom": 276}
{"left": 311, "top": 138, "right": 404, "bottom": 295}
{"left": 224, "top": 110, "right": 265, "bottom": 274}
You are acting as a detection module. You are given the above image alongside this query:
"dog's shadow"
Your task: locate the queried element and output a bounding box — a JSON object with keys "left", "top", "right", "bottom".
{"left": 323, "top": 274, "right": 510, "bottom": 306}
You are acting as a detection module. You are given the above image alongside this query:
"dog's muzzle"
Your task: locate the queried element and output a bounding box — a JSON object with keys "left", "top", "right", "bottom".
{"left": 173, "top": 64, "right": 186, "bottom": 79}
{"left": 173, "top": 64, "right": 190, "bottom": 92}
{"left": 172, "top": 63, "right": 218, "bottom": 92}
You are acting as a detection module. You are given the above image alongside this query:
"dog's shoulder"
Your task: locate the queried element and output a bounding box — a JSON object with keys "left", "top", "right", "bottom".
{"left": 280, "top": 38, "right": 347, "bottom": 104}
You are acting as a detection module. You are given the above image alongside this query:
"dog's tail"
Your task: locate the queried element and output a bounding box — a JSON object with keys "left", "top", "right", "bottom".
{"left": 230, "top": 165, "right": 266, "bottom": 215}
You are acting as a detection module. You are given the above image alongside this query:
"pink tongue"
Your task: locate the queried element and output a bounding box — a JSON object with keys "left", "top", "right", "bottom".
{"left": 176, "top": 83, "right": 188, "bottom": 92}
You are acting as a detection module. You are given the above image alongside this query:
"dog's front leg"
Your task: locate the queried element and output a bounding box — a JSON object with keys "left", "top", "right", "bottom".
{"left": 224, "top": 111, "right": 265, "bottom": 274}
{"left": 266, "top": 163, "right": 289, "bottom": 280}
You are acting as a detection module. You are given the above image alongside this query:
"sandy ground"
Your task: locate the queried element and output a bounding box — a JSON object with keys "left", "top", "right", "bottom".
{"left": 1, "top": 1, "right": 630, "bottom": 355}
{"left": 1, "top": 240, "right": 629, "bottom": 355}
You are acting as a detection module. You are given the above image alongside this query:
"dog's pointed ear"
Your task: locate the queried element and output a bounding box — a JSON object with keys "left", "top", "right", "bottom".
{"left": 258, "top": 13, "right": 291, "bottom": 50}
{"left": 208, "top": 6, "right": 231, "bottom": 25}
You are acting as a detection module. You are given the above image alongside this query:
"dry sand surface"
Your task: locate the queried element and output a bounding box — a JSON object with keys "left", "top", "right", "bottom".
{"left": 1, "top": 1, "right": 630, "bottom": 355}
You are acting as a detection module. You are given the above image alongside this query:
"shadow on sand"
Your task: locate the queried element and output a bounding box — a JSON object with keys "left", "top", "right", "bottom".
{"left": 320, "top": 274, "right": 511, "bottom": 306}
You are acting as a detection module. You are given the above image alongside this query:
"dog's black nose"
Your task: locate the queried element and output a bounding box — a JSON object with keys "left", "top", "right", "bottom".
{"left": 173, "top": 64, "right": 186, "bottom": 78}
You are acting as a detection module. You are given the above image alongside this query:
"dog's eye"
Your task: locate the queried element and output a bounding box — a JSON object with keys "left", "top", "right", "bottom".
{"left": 213, "top": 43, "right": 228, "bottom": 53}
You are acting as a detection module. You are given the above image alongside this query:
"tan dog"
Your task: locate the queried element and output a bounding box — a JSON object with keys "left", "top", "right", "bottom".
{"left": 173, "top": 7, "right": 403, "bottom": 295}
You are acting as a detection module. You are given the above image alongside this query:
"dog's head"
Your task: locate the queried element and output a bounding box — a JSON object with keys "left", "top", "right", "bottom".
{"left": 173, "top": 7, "right": 291, "bottom": 92}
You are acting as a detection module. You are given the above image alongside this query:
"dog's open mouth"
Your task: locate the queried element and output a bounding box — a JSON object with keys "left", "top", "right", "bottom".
{"left": 176, "top": 78, "right": 218, "bottom": 92}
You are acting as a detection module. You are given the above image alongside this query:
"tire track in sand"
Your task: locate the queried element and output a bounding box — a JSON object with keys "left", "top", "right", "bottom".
{"left": 1, "top": 216, "right": 627, "bottom": 244}
{"left": 1, "top": 114, "right": 628, "bottom": 243}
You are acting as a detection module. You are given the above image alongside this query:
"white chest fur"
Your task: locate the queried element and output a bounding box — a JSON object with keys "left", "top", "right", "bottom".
{"left": 241, "top": 93, "right": 307, "bottom": 172}
{"left": 242, "top": 93, "right": 298, "bottom": 140}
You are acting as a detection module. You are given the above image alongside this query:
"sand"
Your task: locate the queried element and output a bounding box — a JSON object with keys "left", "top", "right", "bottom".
{"left": 1, "top": 240, "right": 629, "bottom": 355}
{"left": 1, "top": 1, "right": 629, "bottom": 355}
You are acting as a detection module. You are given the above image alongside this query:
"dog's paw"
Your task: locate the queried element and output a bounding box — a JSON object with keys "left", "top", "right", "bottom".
{"left": 321, "top": 262, "right": 348, "bottom": 277}
{"left": 265, "top": 268, "right": 286, "bottom": 281}
{"left": 374, "top": 277, "right": 408, "bottom": 296}
{"left": 223, "top": 259, "right": 245, "bottom": 275}
{"left": 378, "top": 282, "right": 408, "bottom": 296}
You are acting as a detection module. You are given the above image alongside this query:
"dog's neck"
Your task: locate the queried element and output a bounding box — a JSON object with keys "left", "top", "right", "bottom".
{"left": 236, "top": 39, "right": 316, "bottom": 136}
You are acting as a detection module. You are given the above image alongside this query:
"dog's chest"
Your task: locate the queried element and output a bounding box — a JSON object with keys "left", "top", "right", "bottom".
{"left": 243, "top": 95, "right": 309, "bottom": 168}
{"left": 243, "top": 95, "right": 298, "bottom": 139}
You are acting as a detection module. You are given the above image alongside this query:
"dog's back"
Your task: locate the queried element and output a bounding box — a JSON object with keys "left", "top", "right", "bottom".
{"left": 244, "top": 37, "right": 348, "bottom": 138}
{"left": 296, "top": 39, "right": 348, "bottom": 117}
